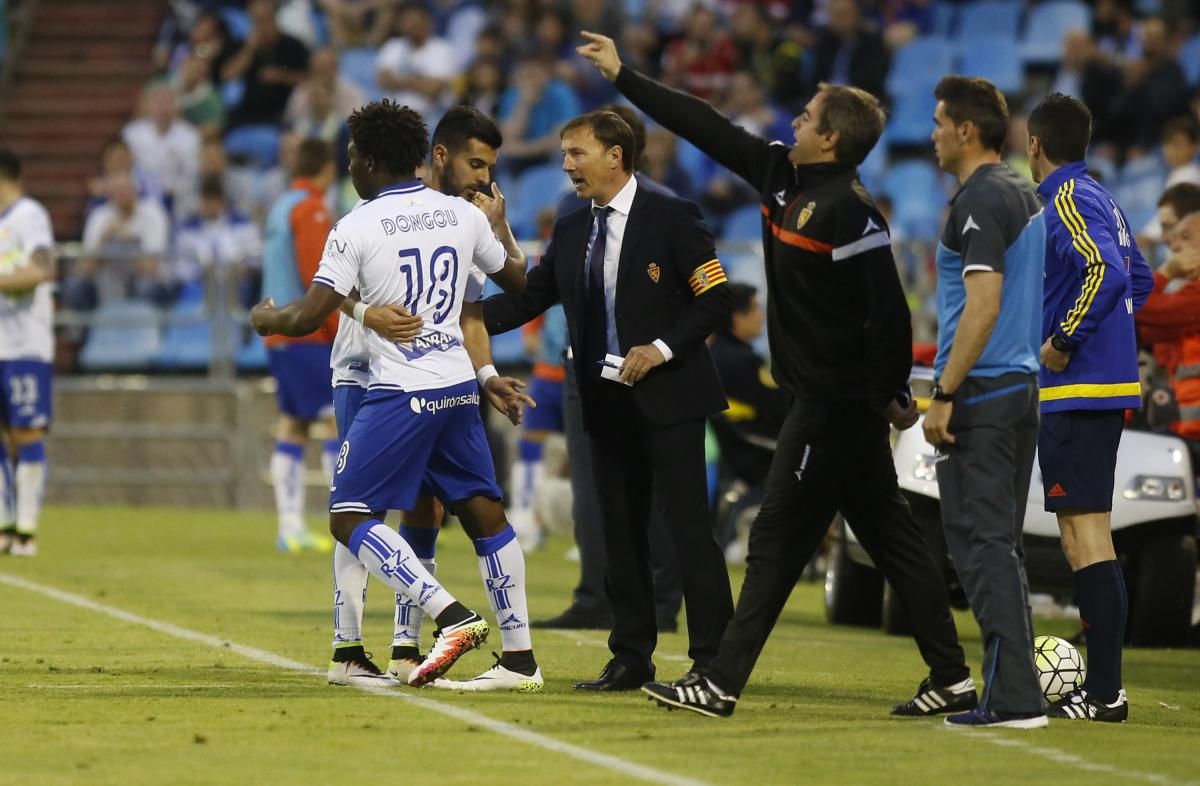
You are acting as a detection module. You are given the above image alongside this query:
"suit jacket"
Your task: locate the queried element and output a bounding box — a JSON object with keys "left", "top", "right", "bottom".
{"left": 483, "top": 183, "right": 731, "bottom": 429}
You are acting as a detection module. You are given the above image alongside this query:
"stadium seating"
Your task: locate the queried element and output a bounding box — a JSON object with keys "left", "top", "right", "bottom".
{"left": 886, "top": 37, "right": 954, "bottom": 99}
{"left": 722, "top": 204, "right": 763, "bottom": 242}
{"left": 223, "top": 124, "right": 281, "bottom": 169}
{"left": 882, "top": 160, "right": 945, "bottom": 240}
{"left": 236, "top": 332, "right": 269, "bottom": 372}
{"left": 78, "top": 300, "right": 163, "bottom": 371}
{"left": 1020, "top": 1, "right": 1092, "bottom": 64}
{"left": 507, "top": 162, "right": 572, "bottom": 237}
{"left": 1181, "top": 35, "right": 1200, "bottom": 86}
{"left": 219, "top": 7, "right": 252, "bottom": 41}
{"left": 156, "top": 300, "right": 215, "bottom": 370}
{"left": 885, "top": 89, "right": 938, "bottom": 148}
{"left": 958, "top": 35, "right": 1024, "bottom": 95}
{"left": 957, "top": 1, "right": 1022, "bottom": 41}
{"left": 339, "top": 48, "right": 383, "bottom": 101}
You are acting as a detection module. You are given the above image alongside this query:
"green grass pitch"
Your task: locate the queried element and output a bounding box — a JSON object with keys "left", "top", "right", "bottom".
{"left": 1, "top": 506, "right": 1197, "bottom": 786}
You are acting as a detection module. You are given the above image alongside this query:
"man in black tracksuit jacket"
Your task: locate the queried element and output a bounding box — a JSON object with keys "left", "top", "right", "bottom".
{"left": 578, "top": 32, "right": 972, "bottom": 718}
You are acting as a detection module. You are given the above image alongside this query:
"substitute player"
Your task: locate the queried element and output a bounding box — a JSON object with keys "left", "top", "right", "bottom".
{"left": 327, "top": 106, "right": 543, "bottom": 692}
{"left": 262, "top": 139, "right": 340, "bottom": 554}
{"left": 251, "top": 100, "right": 536, "bottom": 687}
{"left": 1027, "top": 93, "right": 1154, "bottom": 722}
{"left": 0, "top": 150, "right": 55, "bottom": 558}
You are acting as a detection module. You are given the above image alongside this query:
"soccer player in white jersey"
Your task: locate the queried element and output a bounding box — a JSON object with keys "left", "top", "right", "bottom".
{"left": 0, "top": 150, "right": 56, "bottom": 558}
{"left": 324, "top": 108, "right": 544, "bottom": 692}
{"left": 251, "top": 100, "right": 539, "bottom": 687}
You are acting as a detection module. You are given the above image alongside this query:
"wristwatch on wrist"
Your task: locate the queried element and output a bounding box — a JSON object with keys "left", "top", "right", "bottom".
{"left": 930, "top": 383, "right": 955, "bottom": 402}
{"left": 1050, "top": 334, "right": 1073, "bottom": 353}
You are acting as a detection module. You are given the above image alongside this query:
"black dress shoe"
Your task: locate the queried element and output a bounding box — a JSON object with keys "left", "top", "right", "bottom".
{"left": 531, "top": 606, "right": 612, "bottom": 630}
{"left": 574, "top": 659, "right": 655, "bottom": 691}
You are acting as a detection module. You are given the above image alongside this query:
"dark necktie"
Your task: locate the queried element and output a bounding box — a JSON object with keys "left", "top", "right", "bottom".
{"left": 584, "top": 206, "right": 612, "bottom": 374}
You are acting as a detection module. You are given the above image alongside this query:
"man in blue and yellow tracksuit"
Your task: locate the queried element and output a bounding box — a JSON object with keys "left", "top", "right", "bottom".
{"left": 1027, "top": 94, "right": 1154, "bottom": 723}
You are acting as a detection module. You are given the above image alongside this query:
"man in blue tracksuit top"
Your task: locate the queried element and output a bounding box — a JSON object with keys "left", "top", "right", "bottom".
{"left": 1027, "top": 93, "right": 1154, "bottom": 723}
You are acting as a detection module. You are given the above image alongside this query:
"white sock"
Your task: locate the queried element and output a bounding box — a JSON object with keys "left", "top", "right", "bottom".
{"left": 474, "top": 526, "right": 532, "bottom": 651}
{"left": 321, "top": 439, "right": 339, "bottom": 483}
{"left": 15, "top": 442, "right": 46, "bottom": 536}
{"left": 0, "top": 441, "right": 14, "bottom": 527}
{"left": 270, "top": 442, "right": 306, "bottom": 537}
{"left": 331, "top": 543, "right": 367, "bottom": 648}
{"left": 349, "top": 521, "right": 456, "bottom": 619}
{"left": 508, "top": 460, "right": 534, "bottom": 519}
{"left": 393, "top": 558, "right": 436, "bottom": 650}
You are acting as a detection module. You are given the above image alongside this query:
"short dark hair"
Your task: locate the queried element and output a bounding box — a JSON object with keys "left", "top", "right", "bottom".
{"left": 599, "top": 104, "right": 648, "bottom": 170}
{"left": 199, "top": 174, "right": 225, "bottom": 201}
{"left": 432, "top": 105, "right": 503, "bottom": 153}
{"left": 560, "top": 111, "right": 635, "bottom": 172}
{"left": 294, "top": 138, "right": 333, "bottom": 178}
{"left": 1028, "top": 92, "right": 1092, "bottom": 164}
{"left": 1158, "top": 182, "right": 1200, "bottom": 218}
{"left": 0, "top": 149, "right": 20, "bottom": 182}
{"left": 728, "top": 282, "right": 757, "bottom": 316}
{"left": 934, "top": 76, "right": 1009, "bottom": 153}
{"left": 1162, "top": 115, "right": 1200, "bottom": 145}
{"left": 348, "top": 99, "right": 429, "bottom": 177}
{"left": 816, "top": 83, "right": 886, "bottom": 165}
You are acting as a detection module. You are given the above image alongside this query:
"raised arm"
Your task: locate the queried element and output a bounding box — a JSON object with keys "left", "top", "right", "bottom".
{"left": 577, "top": 31, "right": 776, "bottom": 188}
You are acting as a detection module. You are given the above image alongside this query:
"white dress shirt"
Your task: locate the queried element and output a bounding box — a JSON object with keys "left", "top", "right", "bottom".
{"left": 590, "top": 174, "right": 674, "bottom": 361}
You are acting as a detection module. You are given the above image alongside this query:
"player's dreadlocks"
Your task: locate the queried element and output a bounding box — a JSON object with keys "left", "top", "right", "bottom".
{"left": 347, "top": 100, "right": 429, "bottom": 177}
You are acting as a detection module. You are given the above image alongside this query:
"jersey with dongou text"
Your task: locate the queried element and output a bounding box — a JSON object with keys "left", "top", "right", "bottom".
{"left": 315, "top": 180, "right": 505, "bottom": 393}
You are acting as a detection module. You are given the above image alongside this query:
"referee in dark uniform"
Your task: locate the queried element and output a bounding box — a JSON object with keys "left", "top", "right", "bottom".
{"left": 578, "top": 32, "right": 972, "bottom": 718}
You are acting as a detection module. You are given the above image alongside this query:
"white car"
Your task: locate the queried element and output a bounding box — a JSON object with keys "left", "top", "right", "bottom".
{"left": 824, "top": 372, "right": 1199, "bottom": 647}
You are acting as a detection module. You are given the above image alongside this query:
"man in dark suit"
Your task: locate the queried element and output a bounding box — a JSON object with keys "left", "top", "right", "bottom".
{"left": 483, "top": 110, "right": 735, "bottom": 691}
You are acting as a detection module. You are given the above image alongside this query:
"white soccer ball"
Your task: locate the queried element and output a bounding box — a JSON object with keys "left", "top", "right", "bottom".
{"left": 1033, "top": 634, "right": 1086, "bottom": 702}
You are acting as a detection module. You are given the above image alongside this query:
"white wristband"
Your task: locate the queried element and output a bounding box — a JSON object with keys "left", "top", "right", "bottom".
{"left": 351, "top": 301, "right": 368, "bottom": 324}
{"left": 476, "top": 364, "right": 498, "bottom": 387}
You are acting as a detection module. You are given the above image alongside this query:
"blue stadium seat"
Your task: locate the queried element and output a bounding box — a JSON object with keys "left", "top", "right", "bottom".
{"left": 957, "top": 36, "right": 1024, "bottom": 94}
{"left": 1020, "top": 1, "right": 1092, "bottom": 64}
{"left": 885, "top": 90, "right": 938, "bottom": 147}
{"left": 1180, "top": 35, "right": 1200, "bottom": 86}
{"left": 339, "top": 48, "right": 382, "bottom": 100}
{"left": 882, "top": 160, "right": 945, "bottom": 240}
{"left": 236, "top": 332, "right": 270, "bottom": 372}
{"left": 858, "top": 134, "right": 889, "bottom": 195}
{"left": 78, "top": 300, "right": 163, "bottom": 371}
{"left": 157, "top": 300, "right": 214, "bottom": 370}
{"left": 488, "top": 329, "right": 526, "bottom": 366}
{"left": 508, "top": 163, "right": 571, "bottom": 237}
{"left": 886, "top": 37, "right": 953, "bottom": 99}
{"left": 224, "top": 124, "right": 281, "bottom": 169}
{"left": 220, "top": 7, "right": 252, "bottom": 41}
{"left": 932, "top": 3, "right": 957, "bottom": 36}
{"left": 958, "top": 1, "right": 1022, "bottom": 40}
{"left": 722, "top": 204, "right": 763, "bottom": 242}
{"left": 220, "top": 79, "right": 244, "bottom": 109}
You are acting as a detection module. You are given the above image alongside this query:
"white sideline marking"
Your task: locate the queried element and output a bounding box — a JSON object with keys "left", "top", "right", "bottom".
{"left": 0, "top": 572, "right": 710, "bottom": 786}
{"left": 545, "top": 629, "right": 692, "bottom": 664}
{"left": 26, "top": 683, "right": 237, "bottom": 690}
{"left": 947, "top": 728, "right": 1197, "bottom": 786}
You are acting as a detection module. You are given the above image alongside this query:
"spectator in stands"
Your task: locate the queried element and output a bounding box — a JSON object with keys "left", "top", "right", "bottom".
{"left": 812, "top": 0, "right": 889, "bottom": 100}
{"left": 318, "top": 0, "right": 395, "bottom": 49}
{"left": 1005, "top": 113, "right": 1032, "bottom": 182}
{"left": 68, "top": 173, "right": 172, "bottom": 311}
{"left": 458, "top": 56, "right": 506, "bottom": 119}
{"left": 222, "top": 0, "right": 311, "bottom": 128}
{"left": 375, "top": 1, "right": 457, "bottom": 127}
{"left": 86, "top": 138, "right": 164, "bottom": 217}
{"left": 1054, "top": 29, "right": 1124, "bottom": 156}
{"left": 729, "top": 4, "right": 806, "bottom": 113}
{"left": 174, "top": 175, "right": 263, "bottom": 308}
{"left": 1155, "top": 183, "right": 1200, "bottom": 245}
{"left": 171, "top": 53, "right": 226, "bottom": 133}
{"left": 641, "top": 127, "right": 695, "bottom": 202}
{"left": 497, "top": 53, "right": 581, "bottom": 172}
{"left": 882, "top": 0, "right": 935, "bottom": 49}
{"left": 1138, "top": 119, "right": 1200, "bottom": 243}
{"left": 1107, "top": 17, "right": 1190, "bottom": 154}
{"left": 288, "top": 80, "right": 351, "bottom": 173}
{"left": 158, "top": 10, "right": 238, "bottom": 83}
{"left": 1136, "top": 210, "right": 1200, "bottom": 442}
{"left": 724, "top": 71, "right": 790, "bottom": 142}
{"left": 1092, "top": 0, "right": 1142, "bottom": 64}
{"left": 660, "top": 6, "right": 737, "bottom": 101}
{"left": 122, "top": 84, "right": 202, "bottom": 218}
{"left": 284, "top": 46, "right": 367, "bottom": 126}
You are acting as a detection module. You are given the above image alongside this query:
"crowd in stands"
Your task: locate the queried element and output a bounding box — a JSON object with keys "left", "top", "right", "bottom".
{"left": 54, "top": 0, "right": 1200, "bottom": 371}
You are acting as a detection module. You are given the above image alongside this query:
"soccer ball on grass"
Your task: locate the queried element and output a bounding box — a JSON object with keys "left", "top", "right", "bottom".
{"left": 1033, "top": 634, "right": 1086, "bottom": 702}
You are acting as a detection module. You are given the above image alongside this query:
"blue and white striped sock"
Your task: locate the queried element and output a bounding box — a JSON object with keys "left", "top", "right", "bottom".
{"left": 331, "top": 543, "right": 368, "bottom": 648}
{"left": 475, "top": 525, "right": 532, "bottom": 652}
{"left": 393, "top": 525, "right": 439, "bottom": 649}
{"left": 349, "top": 520, "right": 454, "bottom": 619}
{"left": 0, "top": 440, "right": 15, "bottom": 527}
{"left": 269, "top": 442, "right": 305, "bottom": 538}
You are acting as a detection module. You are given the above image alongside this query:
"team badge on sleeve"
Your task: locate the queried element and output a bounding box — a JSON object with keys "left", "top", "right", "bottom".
{"left": 688, "top": 259, "right": 727, "bottom": 296}
{"left": 797, "top": 201, "right": 816, "bottom": 229}
{"left": 647, "top": 262, "right": 660, "bottom": 283}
